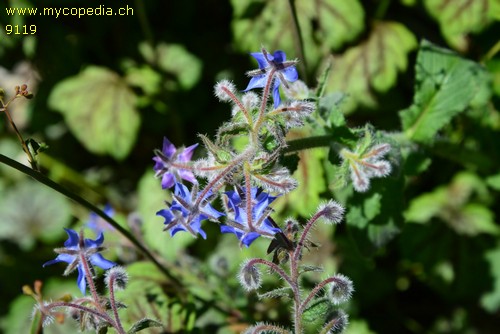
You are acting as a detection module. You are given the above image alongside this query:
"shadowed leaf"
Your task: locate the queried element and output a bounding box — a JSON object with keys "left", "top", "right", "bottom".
{"left": 424, "top": 0, "right": 493, "bottom": 51}
{"left": 231, "top": 0, "right": 364, "bottom": 68}
{"left": 326, "top": 21, "right": 417, "bottom": 112}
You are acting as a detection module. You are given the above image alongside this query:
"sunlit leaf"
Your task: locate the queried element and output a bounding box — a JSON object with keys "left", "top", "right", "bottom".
{"left": 400, "top": 40, "right": 491, "bottom": 143}
{"left": 405, "top": 172, "right": 498, "bottom": 236}
{"left": 326, "top": 21, "right": 417, "bottom": 112}
{"left": 231, "top": 0, "right": 364, "bottom": 68}
{"left": 139, "top": 42, "right": 202, "bottom": 90}
{"left": 424, "top": 0, "right": 494, "bottom": 51}
{"left": 48, "top": 66, "right": 140, "bottom": 160}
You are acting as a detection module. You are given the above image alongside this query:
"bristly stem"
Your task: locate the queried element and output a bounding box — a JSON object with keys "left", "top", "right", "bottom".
{"left": 108, "top": 272, "right": 126, "bottom": 334}
{"left": 0, "top": 153, "right": 183, "bottom": 291}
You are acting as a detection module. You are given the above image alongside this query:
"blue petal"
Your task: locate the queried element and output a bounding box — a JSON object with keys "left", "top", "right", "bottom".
{"left": 190, "top": 219, "right": 207, "bottom": 239}
{"left": 43, "top": 254, "right": 75, "bottom": 267}
{"left": 241, "top": 232, "right": 261, "bottom": 247}
{"left": 272, "top": 50, "right": 286, "bottom": 63}
{"left": 77, "top": 265, "right": 87, "bottom": 295}
{"left": 244, "top": 75, "right": 267, "bottom": 91}
{"left": 283, "top": 66, "right": 298, "bottom": 82}
{"left": 85, "top": 232, "right": 104, "bottom": 248}
{"left": 170, "top": 224, "right": 188, "bottom": 236}
{"left": 90, "top": 253, "right": 116, "bottom": 270}
{"left": 63, "top": 228, "right": 79, "bottom": 248}
{"left": 250, "top": 52, "right": 268, "bottom": 69}
{"left": 272, "top": 83, "right": 281, "bottom": 108}
{"left": 156, "top": 209, "right": 175, "bottom": 224}
{"left": 174, "top": 183, "right": 191, "bottom": 204}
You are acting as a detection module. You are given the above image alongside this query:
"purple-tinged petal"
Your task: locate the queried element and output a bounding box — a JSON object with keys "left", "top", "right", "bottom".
{"left": 89, "top": 253, "right": 116, "bottom": 270}
{"left": 272, "top": 50, "right": 286, "bottom": 63}
{"left": 174, "top": 183, "right": 191, "bottom": 203}
{"left": 178, "top": 143, "right": 198, "bottom": 162}
{"left": 161, "top": 173, "right": 175, "bottom": 189}
{"left": 63, "top": 228, "right": 79, "bottom": 248}
{"left": 250, "top": 52, "right": 268, "bottom": 69}
{"left": 77, "top": 265, "right": 87, "bottom": 295}
{"left": 178, "top": 170, "right": 197, "bottom": 184}
{"left": 244, "top": 75, "right": 267, "bottom": 91}
{"left": 162, "top": 137, "right": 177, "bottom": 158}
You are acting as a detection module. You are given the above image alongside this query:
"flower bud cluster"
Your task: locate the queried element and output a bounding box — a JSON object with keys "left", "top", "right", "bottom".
{"left": 154, "top": 47, "right": 314, "bottom": 246}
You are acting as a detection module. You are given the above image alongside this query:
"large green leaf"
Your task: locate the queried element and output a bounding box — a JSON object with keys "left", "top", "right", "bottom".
{"left": 481, "top": 245, "right": 500, "bottom": 312}
{"left": 424, "top": 0, "right": 495, "bottom": 51}
{"left": 48, "top": 66, "right": 140, "bottom": 160}
{"left": 400, "top": 40, "right": 491, "bottom": 143}
{"left": 231, "top": 0, "right": 364, "bottom": 68}
{"left": 326, "top": 21, "right": 417, "bottom": 112}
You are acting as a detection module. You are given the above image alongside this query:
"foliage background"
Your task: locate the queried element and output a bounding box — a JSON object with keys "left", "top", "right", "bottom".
{"left": 1, "top": 0, "right": 500, "bottom": 333}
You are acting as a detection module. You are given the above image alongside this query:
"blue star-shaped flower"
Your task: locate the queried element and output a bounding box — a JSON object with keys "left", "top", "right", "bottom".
{"left": 157, "top": 182, "right": 224, "bottom": 239}
{"left": 153, "top": 137, "right": 198, "bottom": 189}
{"left": 43, "top": 229, "right": 116, "bottom": 295}
{"left": 221, "top": 187, "right": 282, "bottom": 247}
{"left": 244, "top": 49, "right": 298, "bottom": 108}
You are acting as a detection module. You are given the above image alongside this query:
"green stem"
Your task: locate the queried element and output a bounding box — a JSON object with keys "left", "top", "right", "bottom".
{"left": 287, "top": 0, "right": 308, "bottom": 82}
{"left": 483, "top": 39, "right": 500, "bottom": 62}
{"left": 374, "top": 0, "right": 391, "bottom": 20}
{"left": 284, "top": 135, "right": 333, "bottom": 153}
{"left": 0, "top": 153, "right": 183, "bottom": 290}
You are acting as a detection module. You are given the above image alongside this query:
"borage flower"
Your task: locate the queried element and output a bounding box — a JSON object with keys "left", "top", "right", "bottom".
{"left": 43, "top": 229, "right": 116, "bottom": 295}
{"left": 156, "top": 182, "right": 223, "bottom": 239}
{"left": 244, "top": 48, "right": 298, "bottom": 108}
{"left": 86, "top": 204, "right": 114, "bottom": 234}
{"left": 222, "top": 187, "right": 282, "bottom": 247}
{"left": 153, "top": 137, "right": 198, "bottom": 189}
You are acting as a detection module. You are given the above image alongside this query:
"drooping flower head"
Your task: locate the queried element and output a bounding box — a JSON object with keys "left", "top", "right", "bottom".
{"left": 43, "top": 229, "right": 116, "bottom": 295}
{"left": 153, "top": 137, "right": 198, "bottom": 189}
{"left": 221, "top": 187, "right": 282, "bottom": 247}
{"left": 156, "top": 182, "right": 224, "bottom": 239}
{"left": 244, "top": 48, "right": 298, "bottom": 108}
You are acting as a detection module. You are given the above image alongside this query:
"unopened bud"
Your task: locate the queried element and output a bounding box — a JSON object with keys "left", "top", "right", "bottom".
{"left": 105, "top": 266, "right": 129, "bottom": 291}
{"left": 238, "top": 260, "right": 261, "bottom": 291}
{"left": 327, "top": 274, "right": 353, "bottom": 305}
{"left": 317, "top": 200, "right": 344, "bottom": 225}
{"left": 214, "top": 80, "right": 237, "bottom": 102}
{"left": 326, "top": 310, "right": 349, "bottom": 334}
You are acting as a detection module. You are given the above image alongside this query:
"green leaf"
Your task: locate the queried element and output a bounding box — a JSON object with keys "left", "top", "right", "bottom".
{"left": 127, "top": 318, "right": 163, "bottom": 334}
{"left": 124, "top": 65, "right": 162, "bottom": 96}
{"left": 481, "top": 245, "right": 500, "bottom": 312}
{"left": 48, "top": 66, "right": 140, "bottom": 160}
{"left": 302, "top": 297, "right": 331, "bottom": 323}
{"left": 424, "top": 0, "right": 493, "bottom": 51}
{"left": 405, "top": 172, "right": 498, "bottom": 236}
{"left": 326, "top": 21, "right": 417, "bottom": 112}
{"left": 345, "top": 320, "right": 377, "bottom": 334}
{"left": 0, "top": 180, "right": 71, "bottom": 250}
{"left": 486, "top": 173, "right": 500, "bottom": 190}
{"left": 400, "top": 40, "right": 491, "bottom": 143}
{"left": 231, "top": 0, "right": 364, "bottom": 67}
{"left": 258, "top": 287, "right": 293, "bottom": 300}
{"left": 139, "top": 42, "right": 202, "bottom": 90}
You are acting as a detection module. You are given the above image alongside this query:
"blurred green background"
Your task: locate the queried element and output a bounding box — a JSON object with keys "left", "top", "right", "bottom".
{"left": 1, "top": 0, "right": 500, "bottom": 333}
